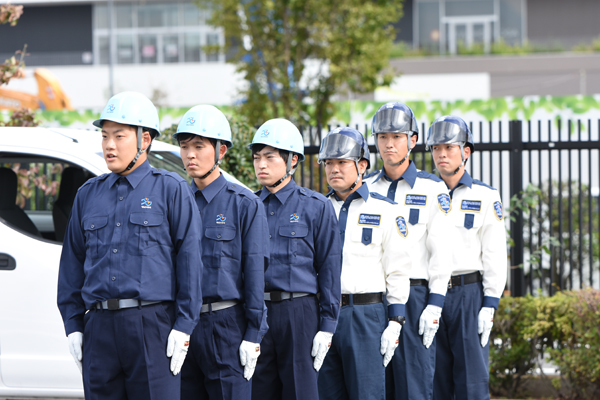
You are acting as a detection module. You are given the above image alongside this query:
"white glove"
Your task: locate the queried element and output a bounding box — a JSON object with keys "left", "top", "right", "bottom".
{"left": 67, "top": 331, "right": 83, "bottom": 373}
{"left": 239, "top": 340, "right": 261, "bottom": 381}
{"left": 478, "top": 307, "right": 495, "bottom": 347}
{"left": 380, "top": 321, "right": 402, "bottom": 367}
{"left": 166, "top": 329, "right": 190, "bottom": 375}
{"left": 311, "top": 331, "right": 333, "bottom": 371}
{"left": 418, "top": 305, "right": 442, "bottom": 349}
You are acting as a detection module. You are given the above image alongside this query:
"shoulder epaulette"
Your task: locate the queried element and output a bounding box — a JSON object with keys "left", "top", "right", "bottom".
{"left": 472, "top": 179, "right": 497, "bottom": 191}
{"left": 364, "top": 170, "right": 380, "bottom": 180}
{"left": 370, "top": 191, "right": 396, "bottom": 204}
{"left": 151, "top": 168, "right": 187, "bottom": 183}
{"left": 416, "top": 170, "right": 442, "bottom": 182}
{"left": 226, "top": 182, "right": 257, "bottom": 199}
{"left": 298, "top": 186, "right": 328, "bottom": 203}
{"left": 77, "top": 173, "right": 108, "bottom": 192}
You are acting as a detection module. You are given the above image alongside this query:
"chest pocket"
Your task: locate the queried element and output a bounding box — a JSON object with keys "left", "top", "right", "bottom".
{"left": 83, "top": 215, "right": 108, "bottom": 259}
{"left": 351, "top": 226, "right": 383, "bottom": 257}
{"left": 129, "top": 212, "right": 164, "bottom": 255}
{"left": 279, "top": 224, "right": 309, "bottom": 263}
{"left": 454, "top": 211, "right": 484, "bottom": 248}
{"left": 407, "top": 207, "right": 429, "bottom": 241}
{"left": 204, "top": 226, "right": 237, "bottom": 267}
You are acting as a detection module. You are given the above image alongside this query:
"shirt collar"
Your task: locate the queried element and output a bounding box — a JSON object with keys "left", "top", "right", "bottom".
{"left": 258, "top": 179, "right": 297, "bottom": 204}
{"left": 330, "top": 183, "right": 370, "bottom": 202}
{"left": 449, "top": 170, "right": 473, "bottom": 198}
{"left": 106, "top": 160, "right": 151, "bottom": 188}
{"left": 372, "top": 161, "right": 417, "bottom": 189}
{"left": 191, "top": 173, "right": 226, "bottom": 204}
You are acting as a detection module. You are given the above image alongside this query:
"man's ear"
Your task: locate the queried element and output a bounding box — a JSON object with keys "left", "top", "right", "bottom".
{"left": 358, "top": 159, "right": 368, "bottom": 175}
{"left": 464, "top": 145, "right": 472, "bottom": 160}
{"left": 218, "top": 143, "right": 228, "bottom": 161}
{"left": 141, "top": 130, "right": 152, "bottom": 151}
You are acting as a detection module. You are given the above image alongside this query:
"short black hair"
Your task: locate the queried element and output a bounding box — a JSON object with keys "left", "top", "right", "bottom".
{"left": 176, "top": 133, "right": 217, "bottom": 149}
{"left": 251, "top": 144, "right": 299, "bottom": 169}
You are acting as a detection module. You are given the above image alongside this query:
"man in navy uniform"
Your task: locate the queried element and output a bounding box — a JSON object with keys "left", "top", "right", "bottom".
{"left": 174, "top": 105, "right": 269, "bottom": 399}
{"left": 426, "top": 116, "right": 507, "bottom": 400}
{"left": 249, "top": 118, "right": 342, "bottom": 400}
{"left": 57, "top": 91, "right": 202, "bottom": 400}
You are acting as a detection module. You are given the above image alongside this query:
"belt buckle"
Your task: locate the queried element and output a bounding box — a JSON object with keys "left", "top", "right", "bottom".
{"left": 270, "top": 292, "right": 283, "bottom": 302}
{"left": 447, "top": 280, "right": 453, "bottom": 290}
{"left": 107, "top": 299, "right": 120, "bottom": 310}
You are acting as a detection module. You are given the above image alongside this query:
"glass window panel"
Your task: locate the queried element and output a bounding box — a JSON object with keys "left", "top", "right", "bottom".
{"left": 184, "top": 33, "right": 201, "bottom": 62}
{"left": 446, "top": 1, "right": 494, "bottom": 17}
{"left": 456, "top": 24, "right": 467, "bottom": 47}
{"left": 418, "top": 2, "right": 440, "bottom": 52}
{"left": 163, "top": 35, "right": 179, "bottom": 63}
{"left": 95, "top": 5, "right": 108, "bottom": 29}
{"left": 164, "top": 4, "right": 179, "bottom": 26}
{"left": 473, "top": 23, "right": 485, "bottom": 45}
{"left": 499, "top": 0, "right": 522, "bottom": 45}
{"left": 138, "top": 4, "right": 164, "bottom": 27}
{"left": 183, "top": 4, "right": 202, "bottom": 26}
{"left": 117, "top": 35, "right": 135, "bottom": 64}
{"left": 98, "top": 36, "right": 109, "bottom": 64}
{"left": 205, "top": 33, "right": 220, "bottom": 62}
{"left": 139, "top": 35, "right": 158, "bottom": 63}
{"left": 116, "top": 4, "right": 133, "bottom": 28}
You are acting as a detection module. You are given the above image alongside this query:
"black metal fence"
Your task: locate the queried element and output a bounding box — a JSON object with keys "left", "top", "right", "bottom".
{"left": 296, "top": 119, "right": 600, "bottom": 297}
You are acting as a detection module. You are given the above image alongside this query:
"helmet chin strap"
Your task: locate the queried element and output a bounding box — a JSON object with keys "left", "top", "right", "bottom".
{"left": 268, "top": 152, "right": 296, "bottom": 188}
{"left": 337, "top": 160, "right": 361, "bottom": 194}
{"left": 120, "top": 126, "right": 149, "bottom": 174}
{"left": 198, "top": 140, "right": 223, "bottom": 180}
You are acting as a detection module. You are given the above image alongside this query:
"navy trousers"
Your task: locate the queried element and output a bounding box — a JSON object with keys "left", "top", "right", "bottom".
{"left": 181, "top": 303, "right": 250, "bottom": 400}
{"left": 387, "top": 285, "right": 436, "bottom": 400}
{"left": 318, "top": 300, "right": 386, "bottom": 400}
{"left": 433, "top": 281, "right": 490, "bottom": 400}
{"left": 252, "top": 295, "right": 319, "bottom": 400}
{"left": 82, "top": 302, "right": 179, "bottom": 400}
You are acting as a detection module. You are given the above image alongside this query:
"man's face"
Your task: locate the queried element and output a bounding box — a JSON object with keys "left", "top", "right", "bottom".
{"left": 431, "top": 143, "right": 469, "bottom": 175}
{"left": 102, "top": 120, "right": 148, "bottom": 174}
{"left": 324, "top": 158, "right": 366, "bottom": 192}
{"left": 377, "top": 132, "right": 416, "bottom": 166}
{"left": 253, "top": 145, "right": 291, "bottom": 187}
{"left": 179, "top": 135, "right": 218, "bottom": 179}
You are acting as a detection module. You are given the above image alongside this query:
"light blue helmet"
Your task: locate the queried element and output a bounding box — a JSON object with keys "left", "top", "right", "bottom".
{"left": 248, "top": 118, "right": 305, "bottom": 162}
{"left": 173, "top": 105, "right": 233, "bottom": 149}
{"left": 249, "top": 118, "right": 305, "bottom": 188}
{"left": 93, "top": 91, "right": 160, "bottom": 138}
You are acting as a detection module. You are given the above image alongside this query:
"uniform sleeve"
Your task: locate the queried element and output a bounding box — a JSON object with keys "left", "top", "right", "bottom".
{"left": 313, "top": 200, "right": 342, "bottom": 334}
{"left": 382, "top": 203, "right": 411, "bottom": 318}
{"left": 57, "top": 191, "right": 87, "bottom": 336}
{"left": 169, "top": 181, "right": 203, "bottom": 334}
{"left": 425, "top": 189, "right": 455, "bottom": 307}
{"left": 479, "top": 191, "right": 508, "bottom": 309}
{"left": 240, "top": 197, "right": 269, "bottom": 342}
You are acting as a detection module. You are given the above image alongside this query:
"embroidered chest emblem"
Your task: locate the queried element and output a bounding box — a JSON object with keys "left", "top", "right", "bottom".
{"left": 141, "top": 198, "right": 152, "bottom": 209}
{"left": 290, "top": 213, "right": 299, "bottom": 222}
{"left": 216, "top": 214, "right": 227, "bottom": 224}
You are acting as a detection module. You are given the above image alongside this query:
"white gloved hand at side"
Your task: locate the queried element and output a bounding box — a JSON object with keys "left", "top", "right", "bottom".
{"left": 478, "top": 307, "right": 495, "bottom": 347}
{"left": 166, "top": 329, "right": 190, "bottom": 375}
{"left": 418, "top": 305, "right": 442, "bottom": 349}
{"left": 239, "top": 340, "right": 261, "bottom": 381}
{"left": 311, "top": 331, "right": 333, "bottom": 371}
{"left": 67, "top": 331, "right": 83, "bottom": 373}
{"left": 380, "top": 321, "right": 402, "bottom": 367}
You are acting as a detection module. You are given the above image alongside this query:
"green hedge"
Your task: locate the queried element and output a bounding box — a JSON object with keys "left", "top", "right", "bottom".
{"left": 490, "top": 289, "right": 600, "bottom": 399}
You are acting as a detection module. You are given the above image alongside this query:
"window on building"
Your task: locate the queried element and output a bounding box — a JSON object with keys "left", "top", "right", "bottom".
{"left": 93, "top": 2, "right": 223, "bottom": 65}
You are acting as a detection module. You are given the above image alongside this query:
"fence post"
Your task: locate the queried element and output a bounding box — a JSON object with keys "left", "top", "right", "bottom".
{"left": 509, "top": 120, "right": 525, "bottom": 296}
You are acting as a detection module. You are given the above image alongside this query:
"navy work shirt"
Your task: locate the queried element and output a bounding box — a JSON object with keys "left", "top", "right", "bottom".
{"left": 191, "top": 174, "right": 269, "bottom": 342}
{"left": 57, "top": 160, "right": 203, "bottom": 336}
{"left": 257, "top": 179, "right": 342, "bottom": 333}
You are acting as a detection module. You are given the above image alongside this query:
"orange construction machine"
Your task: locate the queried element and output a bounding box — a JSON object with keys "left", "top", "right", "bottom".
{"left": 0, "top": 68, "right": 73, "bottom": 110}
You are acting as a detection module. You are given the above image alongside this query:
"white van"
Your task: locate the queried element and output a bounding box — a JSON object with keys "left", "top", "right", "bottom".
{"left": 0, "top": 127, "right": 244, "bottom": 398}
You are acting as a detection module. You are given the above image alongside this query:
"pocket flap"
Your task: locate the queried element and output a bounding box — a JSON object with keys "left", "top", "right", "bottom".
{"left": 130, "top": 212, "right": 163, "bottom": 227}
{"left": 83, "top": 216, "right": 108, "bottom": 231}
{"left": 279, "top": 224, "right": 309, "bottom": 238}
{"left": 205, "top": 226, "right": 236, "bottom": 241}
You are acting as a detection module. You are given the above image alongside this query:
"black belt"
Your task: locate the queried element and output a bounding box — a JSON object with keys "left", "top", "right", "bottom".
{"left": 94, "top": 299, "right": 162, "bottom": 311}
{"left": 341, "top": 293, "right": 383, "bottom": 307}
{"left": 448, "top": 272, "right": 482, "bottom": 289}
{"left": 264, "top": 291, "right": 312, "bottom": 302}
{"left": 410, "top": 279, "right": 428, "bottom": 286}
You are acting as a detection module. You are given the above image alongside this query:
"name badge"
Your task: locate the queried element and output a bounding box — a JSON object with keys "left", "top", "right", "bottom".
{"left": 405, "top": 194, "right": 427, "bottom": 206}
{"left": 358, "top": 213, "right": 381, "bottom": 226}
{"left": 461, "top": 200, "right": 481, "bottom": 212}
